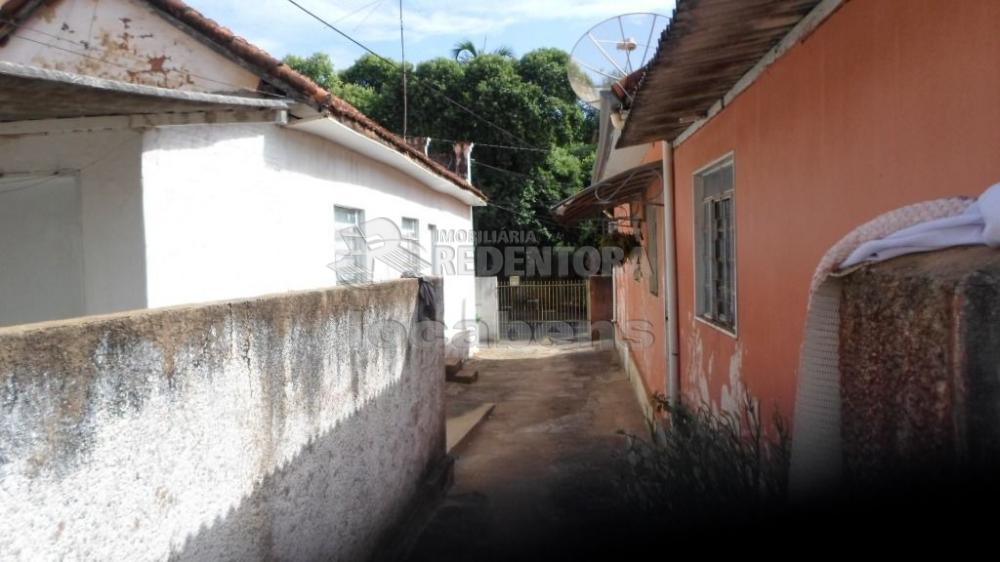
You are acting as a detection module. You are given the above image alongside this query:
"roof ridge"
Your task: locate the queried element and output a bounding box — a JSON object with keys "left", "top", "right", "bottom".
{"left": 145, "top": 1, "right": 483, "bottom": 200}
{"left": 0, "top": 0, "right": 484, "bottom": 200}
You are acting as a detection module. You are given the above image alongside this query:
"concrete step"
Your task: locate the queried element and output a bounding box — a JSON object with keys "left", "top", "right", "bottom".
{"left": 446, "top": 367, "right": 478, "bottom": 384}
{"left": 445, "top": 357, "right": 464, "bottom": 377}
{"left": 446, "top": 402, "right": 495, "bottom": 453}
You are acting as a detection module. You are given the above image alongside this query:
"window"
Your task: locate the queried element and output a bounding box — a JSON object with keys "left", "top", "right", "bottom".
{"left": 400, "top": 217, "right": 419, "bottom": 274}
{"left": 694, "top": 156, "right": 736, "bottom": 332}
{"left": 334, "top": 206, "right": 368, "bottom": 284}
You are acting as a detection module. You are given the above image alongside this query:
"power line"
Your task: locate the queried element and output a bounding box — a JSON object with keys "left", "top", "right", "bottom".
{"left": 473, "top": 160, "right": 532, "bottom": 178}
{"left": 430, "top": 137, "right": 550, "bottom": 153}
{"left": 484, "top": 200, "right": 599, "bottom": 233}
{"left": 399, "top": 0, "right": 408, "bottom": 139}
{"left": 0, "top": 134, "right": 136, "bottom": 196}
{"left": 282, "top": 0, "right": 534, "bottom": 147}
{"left": 350, "top": 0, "right": 387, "bottom": 32}
{"left": 334, "top": 0, "right": 385, "bottom": 24}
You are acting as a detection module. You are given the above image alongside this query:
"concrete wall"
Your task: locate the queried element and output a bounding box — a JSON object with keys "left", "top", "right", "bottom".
{"left": 839, "top": 247, "right": 1000, "bottom": 485}
{"left": 0, "top": 279, "right": 445, "bottom": 561}
{"left": 669, "top": 0, "right": 1000, "bottom": 423}
{"left": 588, "top": 276, "right": 613, "bottom": 337}
{"left": 141, "top": 123, "right": 477, "bottom": 351}
{"left": 1, "top": 0, "right": 260, "bottom": 93}
{"left": 475, "top": 277, "right": 498, "bottom": 343}
{"left": 0, "top": 128, "right": 147, "bottom": 327}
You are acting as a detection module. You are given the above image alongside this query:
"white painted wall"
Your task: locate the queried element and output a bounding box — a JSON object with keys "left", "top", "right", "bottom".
{"left": 475, "top": 276, "right": 499, "bottom": 343}
{"left": 0, "top": 174, "right": 85, "bottom": 326}
{"left": 1, "top": 0, "right": 260, "bottom": 93}
{"left": 0, "top": 128, "right": 146, "bottom": 327}
{"left": 141, "top": 123, "right": 477, "bottom": 343}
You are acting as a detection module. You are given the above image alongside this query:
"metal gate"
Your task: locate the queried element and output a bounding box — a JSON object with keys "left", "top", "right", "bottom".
{"left": 497, "top": 278, "right": 590, "bottom": 341}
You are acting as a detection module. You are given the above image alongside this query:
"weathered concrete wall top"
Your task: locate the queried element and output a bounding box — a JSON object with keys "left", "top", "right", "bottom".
{"left": 839, "top": 246, "right": 1000, "bottom": 485}
{"left": 0, "top": 279, "right": 445, "bottom": 561}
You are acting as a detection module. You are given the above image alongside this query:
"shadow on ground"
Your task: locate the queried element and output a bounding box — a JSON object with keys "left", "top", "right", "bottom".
{"left": 406, "top": 343, "right": 649, "bottom": 561}
{"left": 407, "top": 343, "right": 1000, "bottom": 560}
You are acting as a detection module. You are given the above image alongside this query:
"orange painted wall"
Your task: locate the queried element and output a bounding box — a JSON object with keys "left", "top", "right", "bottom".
{"left": 614, "top": 144, "right": 667, "bottom": 403}
{"left": 670, "top": 0, "right": 1000, "bottom": 424}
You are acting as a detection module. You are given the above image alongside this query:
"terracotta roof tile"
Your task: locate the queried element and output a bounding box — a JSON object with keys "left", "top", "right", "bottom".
{"left": 0, "top": 0, "right": 485, "bottom": 200}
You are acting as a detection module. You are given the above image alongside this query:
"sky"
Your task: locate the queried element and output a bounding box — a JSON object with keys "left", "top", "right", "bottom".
{"left": 186, "top": 0, "right": 676, "bottom": 70}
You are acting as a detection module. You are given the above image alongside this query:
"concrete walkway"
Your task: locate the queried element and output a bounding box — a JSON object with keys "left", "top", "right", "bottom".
{"left": 406, "top": 343, "right": 648, "bottom": 561}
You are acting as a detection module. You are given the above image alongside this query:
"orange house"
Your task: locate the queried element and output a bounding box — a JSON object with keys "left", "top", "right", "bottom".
{"left": 556, "top": 0, "right": 1000, "bottom": 440}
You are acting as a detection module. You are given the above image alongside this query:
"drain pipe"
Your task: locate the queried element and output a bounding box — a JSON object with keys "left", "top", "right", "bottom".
{"left": 661, "top": 141, "right": 681, "bottom": 408}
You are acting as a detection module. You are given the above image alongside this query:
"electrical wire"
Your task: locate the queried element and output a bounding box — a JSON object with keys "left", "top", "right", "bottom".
{"left": 350, "top": 0, "right": 387, "bottom": 32}
{"left": 484, "top": 199, "right": 600, "bottom": 233}
{"left": 0, "top": 134, "right": 136, "bottom": 196}
{"left": 334, "top": 0, "right": 386, "bottom": 24}
{"left": 472, "top": 160, "right": 532, "bottom": 178}
{"left": 430, "top": 137, "right": 550, "bottom": 153}
{"left": 399, "top": 0, "right": 408, "bottom": 139}
{"left": 282, "top": 0, "right": 536, "bottom": 148}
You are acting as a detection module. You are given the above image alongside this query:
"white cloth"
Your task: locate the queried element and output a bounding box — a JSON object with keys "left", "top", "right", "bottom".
{"left": 840, "top": 182, "right": 1000, "bottom": 269}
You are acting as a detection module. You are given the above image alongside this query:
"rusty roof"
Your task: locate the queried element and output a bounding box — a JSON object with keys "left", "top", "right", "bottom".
{"left": 617, "top": 0, "right": 823, "bottom": 148}
{"left": 551, "top": 160, "right": 661, "bottom": 225}
{"left": 0, "top": 0, "right": 485, "bottom": 201}
{"left": 609, "top": 67, "right": 646, "bottom": 107}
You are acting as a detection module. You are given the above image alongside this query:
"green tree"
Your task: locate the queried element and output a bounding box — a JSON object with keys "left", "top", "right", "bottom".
{"left": 286, "top": 47, "right": 600, "bottom": 261}
{"left": 451, "top": 39, "right": 516, "bottom": 62}
{"left": 282, "top": 52, "right": 378, "bottom": 115}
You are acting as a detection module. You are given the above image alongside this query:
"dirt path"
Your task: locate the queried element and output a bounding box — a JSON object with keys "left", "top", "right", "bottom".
{"left": 406, "top": 343, "right": 648, "bottom": 561}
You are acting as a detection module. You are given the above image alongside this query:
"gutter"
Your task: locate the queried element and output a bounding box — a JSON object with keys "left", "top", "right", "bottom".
{"left": 287, "top": 116, "right": 487, "bottom": 207}
{"left": 661, "top": 142, "right": 680, "bottom": 409}
{"left": 0, "top": 61, "right": 290, "bottom": 109}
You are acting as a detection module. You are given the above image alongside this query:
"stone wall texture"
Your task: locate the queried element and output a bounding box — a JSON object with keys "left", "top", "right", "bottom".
{"left": 0, "top": 279, "right": 445, "bottom": 561}
{"left": 839, "top": 247, "right": 1000, "bottom": 485}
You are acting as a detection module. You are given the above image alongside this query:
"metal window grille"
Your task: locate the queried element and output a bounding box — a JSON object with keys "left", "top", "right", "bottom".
{"left": 695, "top": 157, "right": 736, "bottom": 331}
{"left": 401, "top": 217, "right": 419, "bottom": 274}
{"left": 334, "top": 206, "right": 369, "bottom": 284}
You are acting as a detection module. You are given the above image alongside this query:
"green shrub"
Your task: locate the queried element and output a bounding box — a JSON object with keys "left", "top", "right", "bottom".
{"left": 620, "top": 390, "right": 790, "bottom": 522}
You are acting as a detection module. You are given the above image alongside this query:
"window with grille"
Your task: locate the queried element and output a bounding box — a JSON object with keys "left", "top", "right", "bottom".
{"left": 400, "top": 217, "right": 419, "bottom": 274}
{"left": 334, "top": 206, "right": 368, "bottom": 284}
{"left": 694, "top": 156, "right": 736, "bottom": 332}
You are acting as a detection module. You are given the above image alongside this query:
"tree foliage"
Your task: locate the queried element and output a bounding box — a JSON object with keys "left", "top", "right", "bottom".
{"left": 284, "top": 46, "right": 599, "bottom": 253}
{"left": 451, "top": 39, "right": 516, "bottom": 62}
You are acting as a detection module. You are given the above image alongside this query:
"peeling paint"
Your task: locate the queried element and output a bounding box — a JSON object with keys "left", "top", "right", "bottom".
{"left": 719, "top": 343, "right": 745, "bottom": 418}
{"left": 4, "top": 0, "right": 260, "bottom": 92}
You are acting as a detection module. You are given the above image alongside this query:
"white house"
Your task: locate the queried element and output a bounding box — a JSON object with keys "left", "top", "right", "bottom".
{"left": 0, "top": 0, "right": 485, "bottom": 356}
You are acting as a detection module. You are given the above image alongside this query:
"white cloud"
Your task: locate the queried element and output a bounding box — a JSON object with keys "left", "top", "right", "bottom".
{"left": 187, "top": 0, "right": 675, "bottom": 57}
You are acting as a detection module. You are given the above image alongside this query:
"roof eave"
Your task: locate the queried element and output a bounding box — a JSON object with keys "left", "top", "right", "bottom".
{"left": 618, "top": 0, "right": 834, "bottom": 148}
{"left": 288, "top": 116, "right": 486, "bottom": 207}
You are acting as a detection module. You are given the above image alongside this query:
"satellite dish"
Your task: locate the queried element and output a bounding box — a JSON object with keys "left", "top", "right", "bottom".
{"left": 568, "top": 13, "right": 670, "bottom": 109}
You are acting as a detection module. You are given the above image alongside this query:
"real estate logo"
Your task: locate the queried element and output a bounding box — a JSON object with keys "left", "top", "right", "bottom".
{"left": 328, "top": 217, "right": 430, "bottom": 284}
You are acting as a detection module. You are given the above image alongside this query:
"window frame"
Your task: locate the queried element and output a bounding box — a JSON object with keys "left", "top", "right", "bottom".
{"left": 400, "top": 217, "right": 420, "bottom": 274}
{"left": 692, "top": 153, "right": 737, "bottom": 336}
{"left": 334, "top": 205, "right": 369, "bottom": 284}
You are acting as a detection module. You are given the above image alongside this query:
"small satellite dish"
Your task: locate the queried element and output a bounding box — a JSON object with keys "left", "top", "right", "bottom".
{"left": 568, "top": 13, "right": 670, "bottom": 109}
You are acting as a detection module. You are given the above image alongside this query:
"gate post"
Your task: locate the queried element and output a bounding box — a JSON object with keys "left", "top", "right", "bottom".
{"left": 475, "top": 276, "right": 499, "bottom": 343}
{"left": 587, "top": 275, "right": 614, "bottom": 342}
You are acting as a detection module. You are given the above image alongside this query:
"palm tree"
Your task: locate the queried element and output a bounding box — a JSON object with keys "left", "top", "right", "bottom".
{"left": 451, "top": 39, "right": 480, "bottom": 62}
{"left": 451, "top": 39, "right": 515, "bottom": 62}
{"left": 492, "top": 45, "right": 515, "bottom": 59}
